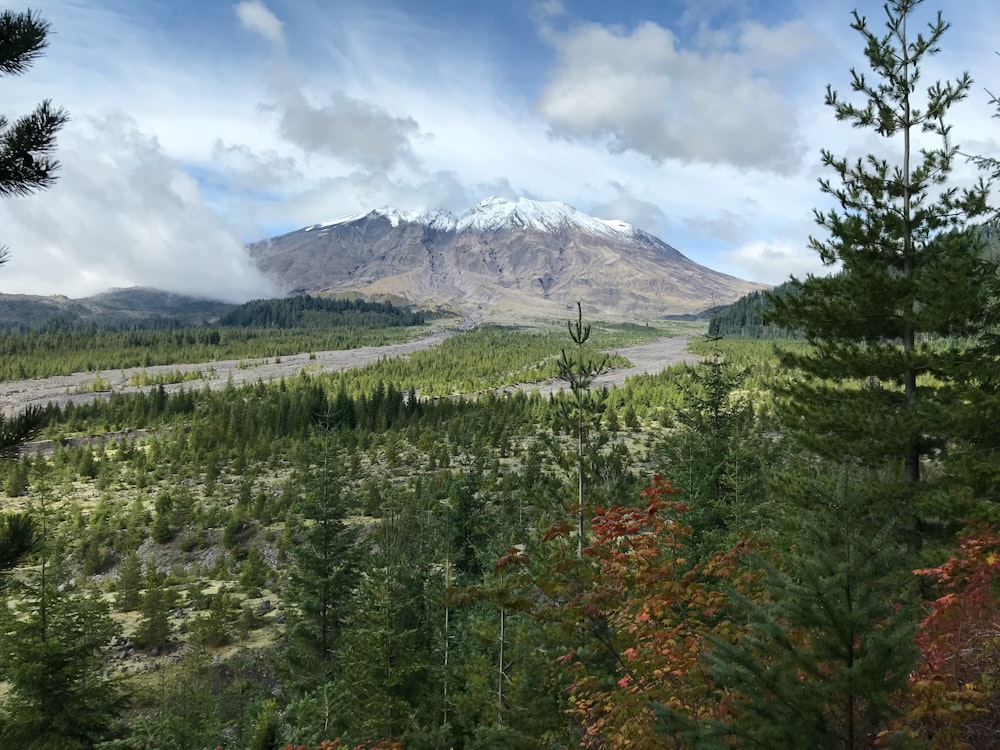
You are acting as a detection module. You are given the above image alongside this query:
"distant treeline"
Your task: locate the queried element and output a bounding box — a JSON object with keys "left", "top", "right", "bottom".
{"left": 217, "top": 295, "right": 425, "bottom": 329}
{"left": 708, "top": 281, "right": 799, "bottom": 339}
{"left": 18, "top": 316, "right": 209, "bottom": 335}
{"left": 710, "top": 222, "right": 1000, "bottom": 339}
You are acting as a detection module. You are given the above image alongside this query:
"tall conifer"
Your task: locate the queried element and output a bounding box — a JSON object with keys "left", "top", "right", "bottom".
{"left": 283, "top": 427, "right": 358, "bottom": 689}
{"left": 768, "top": 0, "right": 996, "bottom": 525}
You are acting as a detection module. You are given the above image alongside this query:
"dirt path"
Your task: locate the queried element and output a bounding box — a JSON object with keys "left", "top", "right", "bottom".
{"left": 0, "top": 332, "right": 697, "bottom": 416}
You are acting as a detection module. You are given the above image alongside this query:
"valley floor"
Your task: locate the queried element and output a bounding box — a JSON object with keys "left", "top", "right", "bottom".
{"left": 0, "top": 332, "right": 699, "bottom": 415}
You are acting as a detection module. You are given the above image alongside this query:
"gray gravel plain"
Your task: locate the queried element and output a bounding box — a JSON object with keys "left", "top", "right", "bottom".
{"left": 0, "top": 332, "right": 697, "bottom": 415}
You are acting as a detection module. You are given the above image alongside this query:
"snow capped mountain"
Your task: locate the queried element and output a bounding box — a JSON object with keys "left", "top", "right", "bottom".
{"left": 308, "top": 197, "right": 637, "bottom": 239}
{"left": 247, "top": 197, "right": 766, "bottom": 320}
{"left": 454, "top": 197, "right": 629, "bottom": 238}
{"left": 308, "top": 207, "right": 458, "bottom": 231}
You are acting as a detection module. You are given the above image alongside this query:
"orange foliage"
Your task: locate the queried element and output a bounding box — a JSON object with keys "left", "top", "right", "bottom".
{"left": 888, "top": 526, "right": 1000, "bottom": 749}
{"left": 544, "top": 475, "right": 757, "bottom": 748}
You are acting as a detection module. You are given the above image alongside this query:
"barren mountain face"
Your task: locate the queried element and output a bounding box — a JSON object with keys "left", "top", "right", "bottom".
{"left": 247, "top": 197, "right": 766, "bottom": 320}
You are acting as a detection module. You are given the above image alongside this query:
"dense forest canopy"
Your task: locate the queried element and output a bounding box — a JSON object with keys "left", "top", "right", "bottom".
{"left": 217, "top": 295, "right": 426, "bottom": 329}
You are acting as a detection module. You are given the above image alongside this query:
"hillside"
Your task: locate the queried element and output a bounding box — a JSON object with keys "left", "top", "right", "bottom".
{"left": 0, "top": 287, "right": 235, "bottom": 331}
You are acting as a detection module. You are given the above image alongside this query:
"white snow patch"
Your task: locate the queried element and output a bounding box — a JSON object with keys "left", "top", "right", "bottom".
{"left": 299, "top": 198, "right": 636, "bottom": 239}
{"left": 455, "top": 197, "right": 628, "bottom": 238}
{"left": 310, "top": 207, "right": 457, "bottom": 231}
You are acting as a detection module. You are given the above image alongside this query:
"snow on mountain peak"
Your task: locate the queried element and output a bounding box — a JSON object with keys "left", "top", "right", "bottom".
{"left": 303, "top": 197, "right": 636, "bottom": 239}
{"left": 454, "top": 197, "right": 629, "bottom": 238}
{"left": 308, "top": 207, "right": 457, "bottom": 232}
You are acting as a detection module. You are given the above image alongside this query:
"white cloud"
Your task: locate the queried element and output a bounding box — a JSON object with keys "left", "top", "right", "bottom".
{"left": 719, "top": 239, "right": 827, "bottom": 285}
{"left": 537, "top": 19, "right": 812, "bottom": 172}
{"left": 271, "top": 90, "right": 420, "bottom": 171}
{"left": 235, "top": 0, "right": 284, "bottom": 45}
{"left": 0, "top": 114, "right": 276, "bottom": 302}
{"left": 587, "top": 182, "right": 668, "bottom": 235}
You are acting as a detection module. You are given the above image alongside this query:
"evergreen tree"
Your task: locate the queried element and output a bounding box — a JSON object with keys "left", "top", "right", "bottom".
{"left": 115, "top": 550, "right": 143, "bottom": 611}
{"left": 661, "top": 334, "right": 773, "bottom": 557}
{"left": 1, "top": 9, "right": 68, "bottom": 260}
{"left": 0, "top": 497, "right": 122, "bottom": 749}
{"left": 555, "top": 302, "right": 608, "bottom": 558}
{"left": 700, "top": 479, "right": 918, "bottom": 749}
{"left": 283, "top": 428, "right": 358, "bottom": 688}
{"left": 334, "top": 508, "right": 427, "bottom": 744}
{"left": 135, "top": 565, "right": 173, "bottom": 651}
{"left": 0, "top": 405, "right": 44, "bottom": 580}
{"left": 247, "top": 699, "right": 280, "bottom": 750}
{"left": 193, "top": 587, "right": 234, "bottom": 648}
{"left": 767, "top": 0, "right": 996, "bottom": 527}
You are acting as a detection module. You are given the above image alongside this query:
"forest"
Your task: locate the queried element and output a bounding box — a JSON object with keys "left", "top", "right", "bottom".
{"left": 2, "top": 1, "right": 1000, "bottom": 748}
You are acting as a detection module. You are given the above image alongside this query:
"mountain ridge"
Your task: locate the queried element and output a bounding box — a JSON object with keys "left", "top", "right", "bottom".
{"left": 249, "top": 197, "right": 765, "bottom": 320}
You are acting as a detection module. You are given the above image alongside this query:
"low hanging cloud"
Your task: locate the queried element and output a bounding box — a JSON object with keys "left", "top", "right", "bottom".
{"left": 274, "top": 91, "right": 420, "bottom": 172}
{"left": 537, "top": 20, "right": 809, "bottom": 172}
{"left": 234, "top": 0, "right": 285, "bottom": 45}
{"left": 0, "top": 114, "right": 276, "bottom": 302}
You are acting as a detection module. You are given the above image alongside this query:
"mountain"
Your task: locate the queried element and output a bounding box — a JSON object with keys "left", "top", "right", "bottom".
{"left": 0, "top": 288, "right": 235, "bottom": 330}
{"left": 247, "top": 197, "right": 767, "bottom": 320}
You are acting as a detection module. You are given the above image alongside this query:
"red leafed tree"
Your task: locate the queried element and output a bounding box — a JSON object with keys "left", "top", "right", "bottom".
{"left": 896, "top": 526, "right": 1000, "bottom": 748}
{"left": 496, "top": 475, "right": 755, "bottom": 748}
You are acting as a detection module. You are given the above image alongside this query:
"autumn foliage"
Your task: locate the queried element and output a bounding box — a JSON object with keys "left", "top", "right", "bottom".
{"left": 892, "top": 526, "right": 1000, "bottom": 748}
{"left": 497, "top": 475, "right": 755, "bottom": 748}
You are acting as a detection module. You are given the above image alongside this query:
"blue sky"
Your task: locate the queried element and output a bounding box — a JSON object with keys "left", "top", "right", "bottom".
{"left": 0, "top": 0, "right": 997, "bottom": 302}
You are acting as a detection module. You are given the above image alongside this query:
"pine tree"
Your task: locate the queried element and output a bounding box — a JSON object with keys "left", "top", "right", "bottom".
{"left": 135, "top": 565, "right": 173, "bottom": 652}
{"left": 767, "top": 0, "right": 996, "bottom": 525}
{"left": 115, "top": 549, "right": 143, "bottom": 611}
{"left": 555, "top": 302, "right": 608, "bottom": 558}
{"left": 333, "top": 508, "right": 426, "bottom": 744}
{"left": 1, "top": 9, "right": 69, "bottom": 262}
{"left": 283, "top": 427, "right": 358, "bottom": 689}
{"left": 701, "top": 479, "right": 918, "bottom": 749}
{"left": 0, "top": 405, "right": 45, "bottom": 581}
{"left": 661, "top": 334, "right": 772, "bottom": 557}
{"left": 0, "top": 495, "right": 122, "bottom": 749}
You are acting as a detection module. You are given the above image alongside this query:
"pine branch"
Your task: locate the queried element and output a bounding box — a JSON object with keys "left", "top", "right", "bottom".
{"left": 0, "top": 100, "right": 69, "bottom": 197}
{"left": 0, "top": 9, "right": 50, "bottom": 76}
{"left": 0, "top": 404, "right": 45, "bottom": 460}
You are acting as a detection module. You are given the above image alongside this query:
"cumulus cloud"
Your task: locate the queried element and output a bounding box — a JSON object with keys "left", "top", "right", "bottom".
{"left": 719, "top": 239, "right": 826, "bottom": 285}
{"left": 537, "top": 20, "right": 809, "bottom": 172}
{"left": 0, "top": 114, "right": 276, "bottom": 302}
{"left": 235, "top": 0, "right": 284, "bottom": 45}
{"left": 272, "top": 91, "right": 420, "bottom": 171}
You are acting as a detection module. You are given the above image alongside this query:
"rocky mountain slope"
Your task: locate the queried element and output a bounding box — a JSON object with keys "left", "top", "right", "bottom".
{"left": 247, "top": 197, "right": 766, "bottom": 320}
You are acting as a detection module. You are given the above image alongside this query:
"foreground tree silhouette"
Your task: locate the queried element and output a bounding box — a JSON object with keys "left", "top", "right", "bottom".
{"left": 0, "top": 8, "right": 67, "bottom": 575}
{"left": 1, "top": 8, "right": 68, "bottom": 254}
{"left": 767, "top": 0, "right": 996, "bottom": 530}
